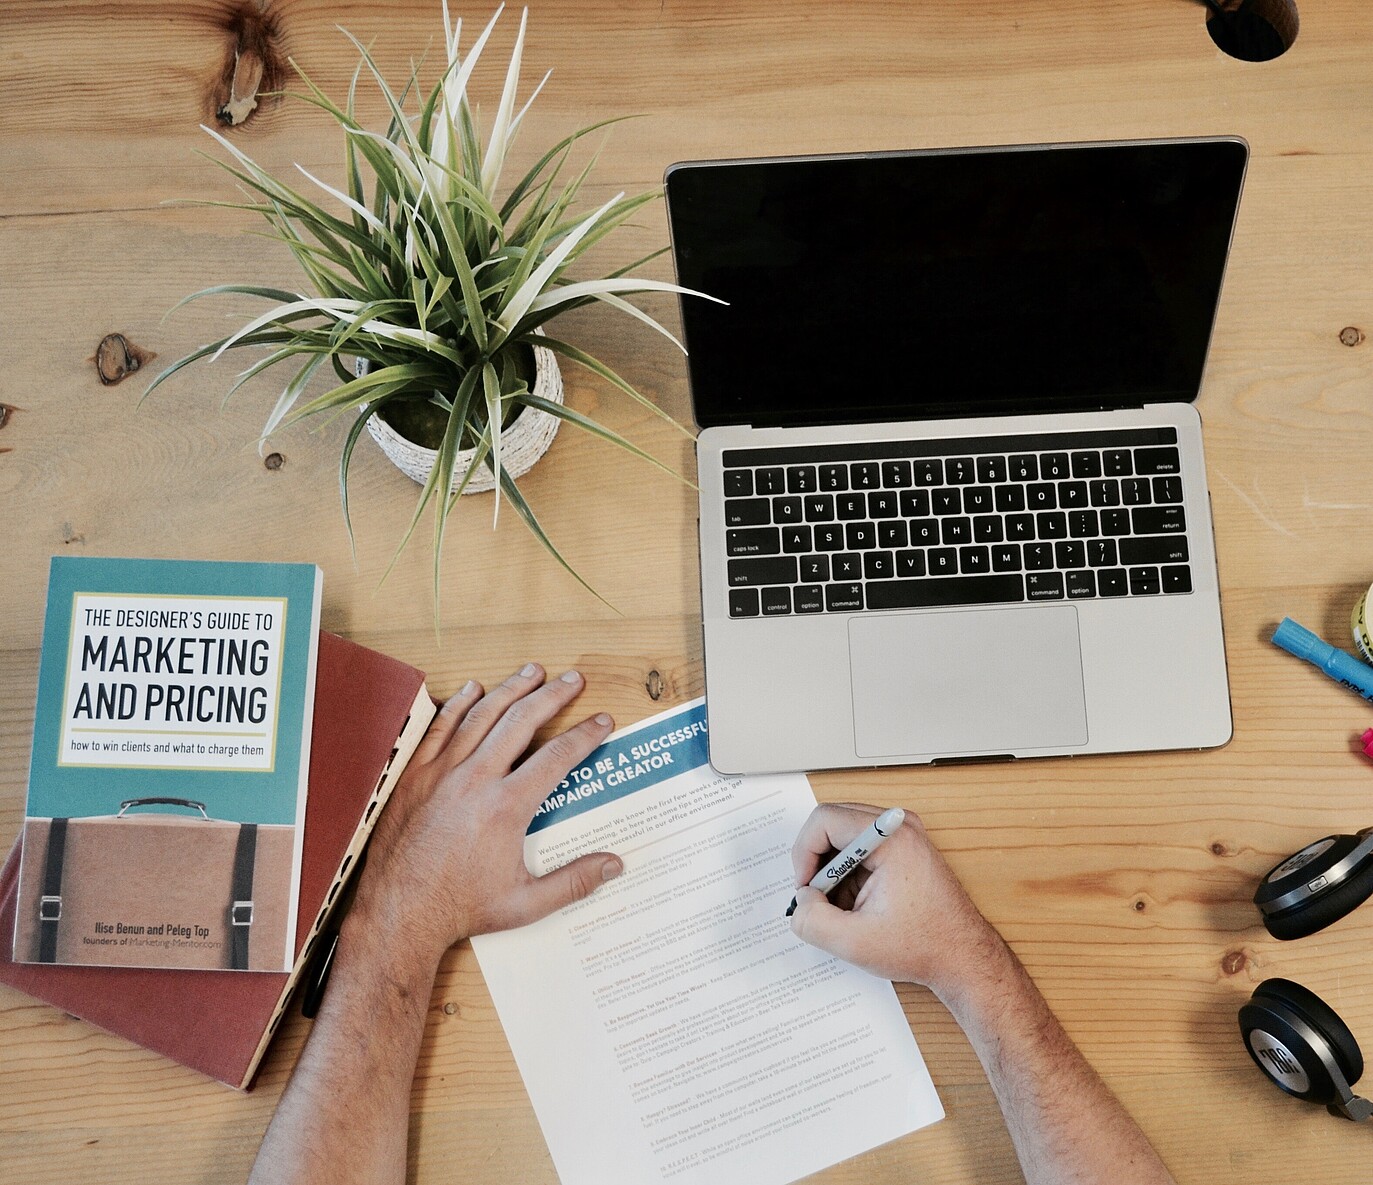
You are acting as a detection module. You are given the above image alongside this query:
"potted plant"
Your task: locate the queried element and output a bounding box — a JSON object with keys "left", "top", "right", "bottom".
{"left": 147, "top": 4, "right": 714, "bottom": 605}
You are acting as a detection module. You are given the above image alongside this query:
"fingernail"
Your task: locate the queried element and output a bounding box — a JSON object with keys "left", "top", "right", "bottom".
{"left": 595, "top": 713, "right": 613, "bottom": 727}
{"left": 602, "top": 857, "right": 623, "bottom": 882}
{"left": 520, "top": 663, "right": 539, "bottom": 678}
{"left": 459, "top": 679, "right": 479, "bottom": 696}
{"left": 560, "top": 669, "right": 582, "bottom": 684}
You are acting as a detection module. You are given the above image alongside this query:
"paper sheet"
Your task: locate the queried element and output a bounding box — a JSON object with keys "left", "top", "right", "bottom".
{"left": 471, "top": 699, "right": 942, "bottom": 1185}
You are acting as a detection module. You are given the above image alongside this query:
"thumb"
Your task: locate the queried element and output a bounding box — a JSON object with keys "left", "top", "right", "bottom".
{"left": 789, "top": 886, "right": 865, "bottom": 963}
{"left": 524, "top": 851, "right": 623, "bottom": 919}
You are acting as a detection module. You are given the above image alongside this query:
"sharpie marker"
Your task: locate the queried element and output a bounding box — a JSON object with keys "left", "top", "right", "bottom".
{"left": 1271, "top": 617, "right": 1373, "bottom": 703}
{"left": 785, "top": 808, "right": 905, "bottom": 917}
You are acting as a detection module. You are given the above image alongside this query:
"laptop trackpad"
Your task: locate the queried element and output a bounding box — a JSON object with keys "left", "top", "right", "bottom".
{"left": 848, "top": 607, "right": 1088, "bottom": 758}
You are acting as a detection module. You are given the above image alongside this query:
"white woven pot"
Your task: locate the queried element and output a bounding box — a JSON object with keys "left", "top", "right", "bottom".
{"left": 358, "top": 340, "right": 563, "bottom": 495}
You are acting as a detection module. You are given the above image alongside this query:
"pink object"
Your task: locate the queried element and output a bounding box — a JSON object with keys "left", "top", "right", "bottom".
{"left": 1363, "top": 728, "right": 1373, "bottom": 759}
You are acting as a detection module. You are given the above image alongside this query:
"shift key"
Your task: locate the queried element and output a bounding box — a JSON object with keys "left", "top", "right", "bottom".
{"left": 728, "top": 556, "right": 798, "bottom": 586}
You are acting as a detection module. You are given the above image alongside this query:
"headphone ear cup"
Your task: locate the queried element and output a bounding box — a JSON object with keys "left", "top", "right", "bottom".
{"left": 1247, "top": 978, "right": 1364, "bottom": 1089}
{"left": 1262, "top": 863, "right": 1373, "bottom": 940}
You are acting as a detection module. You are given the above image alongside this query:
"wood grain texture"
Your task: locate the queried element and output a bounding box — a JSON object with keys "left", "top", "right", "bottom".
{"left": 4, "top": 1, "right": 1373, "bottom": 1181}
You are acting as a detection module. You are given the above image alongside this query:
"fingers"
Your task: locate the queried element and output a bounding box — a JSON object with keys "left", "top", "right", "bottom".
{"left": 508, "top": 710, "right": 616, "bottom": 809}
{"left": 473, "top": 667, "right": 595, "bottom": 772}
{"left": 430, "top": 663, "right": 548, "bottom": 769}
{"left": 789, "top": 886, "right": 870, "bottom": 964}
{"left": 411, "top": 679, "right": 483, "bottom": 766}
{"left": 790, "top": 802, "right": 883, "bottom": 884}
{"left": 516, "top": 851, "right": 623, "bottom": 925}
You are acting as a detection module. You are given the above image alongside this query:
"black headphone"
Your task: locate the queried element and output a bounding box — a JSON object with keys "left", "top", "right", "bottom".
{"left": 1238, "top": 827, "right": 1373, "bottom": 1122}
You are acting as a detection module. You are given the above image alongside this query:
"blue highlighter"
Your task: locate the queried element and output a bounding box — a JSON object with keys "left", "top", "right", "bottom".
{"left": 1272, "top": 617, "right": 1373, "bottom": 703}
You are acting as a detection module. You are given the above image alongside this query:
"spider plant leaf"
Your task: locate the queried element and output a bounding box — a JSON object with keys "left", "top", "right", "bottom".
{"left": 537, "top": 334, "right": 696, "bottom": 438}
{"left": 141, "top": 330, "right": 294, "bottom": 402}
{"left": 339, "top": 399, "right": 383, "bottom": 565}
{"left": 212, "top": 297, "right": 365, "bottom": 361}
{"left": 498, "top": 116, "right": 634, "bottom": 221}
{"left": 285, "top": 360, "right": 449, "bottom": 424}
{"left": 163, "top": 284, "right": 301, "bottom": 318}
{"left": 294, "top": 163, "right": 389, "bottom": 236}
{"left": 518, "top": 393, "right": 691, "bottom": 485}
{"left": 526, "top": 276, "right": 723, "bottom": 318}
{"left": 482, "top": 361, "right": 503, "bottom": 528}
{"left": 480, "top": 5, "right": 527, "bottom": 198}
{"left": 262, "top": 351, "right": 329, "bottom": 438}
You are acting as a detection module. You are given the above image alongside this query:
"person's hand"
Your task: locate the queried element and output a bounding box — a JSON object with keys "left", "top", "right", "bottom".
{"left": 349, "top": 664, "right": 622, "bottom": 967}
{"left": 788, "top": 802, "right": 1005, "bottom": 1001}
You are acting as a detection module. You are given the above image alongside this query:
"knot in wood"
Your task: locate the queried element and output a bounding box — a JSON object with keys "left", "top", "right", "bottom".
{"left": 1339, "top": 326, "right": 1364, "bottom": 347}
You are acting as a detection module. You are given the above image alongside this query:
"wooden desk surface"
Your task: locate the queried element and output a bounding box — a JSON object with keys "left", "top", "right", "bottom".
{"left": 3, "top": 2, "right": 1371, "bottom": 1180}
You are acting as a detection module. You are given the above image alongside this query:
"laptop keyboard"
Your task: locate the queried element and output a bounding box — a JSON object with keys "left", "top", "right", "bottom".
{"left": 719, "top": 427, "right": 1194, "bottom": 618}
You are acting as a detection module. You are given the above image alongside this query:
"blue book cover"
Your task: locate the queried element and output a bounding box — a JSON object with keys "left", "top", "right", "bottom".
{"left": 14, "top": 557, "right": 323, "bottom": 972}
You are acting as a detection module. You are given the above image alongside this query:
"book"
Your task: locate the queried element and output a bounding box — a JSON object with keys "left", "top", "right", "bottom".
{"left": 14, "top": 556, "right": 323, "bottom": 972}
{"left": 0, "top": 630, "right": 436, "bottom": 1089}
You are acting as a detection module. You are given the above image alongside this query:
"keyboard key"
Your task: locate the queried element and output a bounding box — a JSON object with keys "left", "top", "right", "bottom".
{"left": 992, "top": 543, "right": 1022, "bottom": 571}
{"left": 895, "top": 549, "right": 927, "bottom": 578}
{"left": 1101, "top": 508, "right": 1132, "bottom": 536}
{"left": 978, "top": 456, "right": 1008, "bottom": 483}
{"left": 727, "top": 527, "right": 780, "bottom": 556}
{"left": 761, "top": 586, "right": 792, "bottom": 615}
{"left": 1040, "top": 452, "right": 1070, "bottom": 479}
{"left": 825, "top": 583, "right": 864, "bottom": 612}
{"left": 1006, "top": 514, "right": 1035, "bottom": 541}
{"left": 786, "top": 466, "right": 817, "bottom": 493}
{"left": 1162, "top": 564, "right": 1193, "bottom": 594}
{"left": 973, "top": 515, "right": 1004, "bottom": 543}
{"left": 964, "top": 485, "right": 994, "bottom": 513}
{"left": 757, "top": 467, "right": 785, "bottom": 495}
{"left": 836, "top": 493, "right": 866, "bottom": 519}
{"left": 832, "top": 553, "right": 862, "bottom": 580}
{"left": 1055, "top": 541, "right": 1086, "bottom": 568}
{"left": 1119, "top": 536, "right": 1189, "bottom": 565}
{"left": 1070, "top": 451, "right": 1102, "bottom": 478}
{"left": 1036, "top": 511, "right": 1068, "bottom": 539}
{"left": 818, "top": 464, "right": 849, "bottom": 491}
{"left": 882, "top": 460, "right": 912, "bottom": 488}
{"left": 1131, "top": 506, "right": 1186, "bottom": 534}
{"left": 800, "top": 555, "right": 830, "bottom": 582}
{"left": 726, "top": 498, "right": 771, "bottom": 527}
{"left": 729, "top": 588, "right": 760, "bottom": 617}
{"left": 865, "top": 573, "right": 1025, "bottom": 611}
{"left": 1098, "top": 568, "right": 1128, "bottom": 596}
{"left": 1058, "top": 481, "right": 1088, "bottom": 509}
{"left": 946, "top": 457, "right": 976, "bottom": 484}
{"left": 932, "top": 488, "right": 963, "bottom": 515}
{"left": 781, "top": 525, "right": 813, "bottom": 553}
{"left": 868, "top": 490, "right": 898, "bottom": 518}
{"left": 910, "top": 518, "right": 939, "bottom": 545}
{"left": 1103, "top": 449, "right": 1133, "bottom": 476}
{"left": 995, "top": 484, "right": 1027, "bottom": 512}
{"left": 794, "top": 585, "right": 825, "bottom": 613}
{"left": 1122, "top": 478, "right": 1151, "bottom": 505}
{"left": 1027, "top": 483, "right": 1057, "bottom": 510}
{"left": 845, "top": 522, "right": 877, "bottom": 549}
{"left": 1152, "top": 475, "right": 1183, "bottom": 504}
{"left": 864, "top": 551, "right": 895, "bottom": 579}
{"left": 1068, "top": 510, "right": 1099, "bottom": 538}
{"left": 959, "top": 546, "right": 990, "bottom": 573}
{"left": 928, "top": 548, "right": 958, "bottom": 575}
{"left": 851, "top": 462, "right": 881, "bottom": 489}
{"left": 1009, "top": 454, "right": 1039, "bottom": 481}
{"left": 814, "top": 524, "right": 844, "bottom": 551}
{"left": 900, "top": 488, "right": 931, "bottom": 517}
{"left": 804, "top": 494, "right": 835, "bottom": 521}
{"left": 1134, "top": 446, "right": 1181, "bottom": 475}
{"left": 941, "top": 516, "right": 972, "bottom": 545}
{"left": 1026, "top": 571, "right": 1066, "bottom": 600}
{"left": 1128, "top": 566, "right": 1161, "bottom": 595}
{"left": 724, "top": 470, "right": 753, "bottom": 497}
{"left": 878, "top": 520, "right": 908, "bottom": 548}
{"left": 773, "top": 497, "right": 802, "bottom": 524}
{"left": 912, "top": 459, "right": 943, "bottom": 486}
{"left": 728, "top": 556, "right": 797, "bottom": 586}
{"left": 1087, "top": 538, "right": 1118, "bottom": 567}
{"left": 1089, "top": 478, "right": 1121, "bottom": 507}
{"left": 1024, "top": 542, "right": 1054, "bottom": 570}
{"left": 1066, "top": 570, "right": 1097, "bottom": 598}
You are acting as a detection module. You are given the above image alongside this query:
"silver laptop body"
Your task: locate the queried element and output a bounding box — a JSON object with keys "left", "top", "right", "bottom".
{"left": 668, "top": 138, "right": 1246, "bottom": 775}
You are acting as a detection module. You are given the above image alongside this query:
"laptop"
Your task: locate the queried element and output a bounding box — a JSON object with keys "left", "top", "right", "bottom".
{"left": 665, "top": 136, "right": 1247, "bottom": 775}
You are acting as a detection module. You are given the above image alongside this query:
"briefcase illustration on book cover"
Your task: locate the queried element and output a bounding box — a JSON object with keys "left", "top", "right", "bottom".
{"left": 14, "top": 798, "right": 294, "bottom": 972}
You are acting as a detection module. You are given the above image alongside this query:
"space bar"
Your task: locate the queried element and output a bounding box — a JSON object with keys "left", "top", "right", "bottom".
{"left": 865, "top": 574, "right": 1025, "bottom": 610}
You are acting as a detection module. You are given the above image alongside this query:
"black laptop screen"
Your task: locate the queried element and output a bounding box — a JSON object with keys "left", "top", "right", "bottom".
{"left": 666, "top": 139, "right": 1247, "bottom": 429}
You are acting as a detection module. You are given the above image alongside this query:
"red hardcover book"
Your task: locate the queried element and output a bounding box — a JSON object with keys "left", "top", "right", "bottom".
{"left": 0, "top": 631, "right": 435, "bottom": 1088}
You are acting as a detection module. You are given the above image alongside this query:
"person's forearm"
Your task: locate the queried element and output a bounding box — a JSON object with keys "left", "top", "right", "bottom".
{"left": 248, "top": 902, "right": 446, "bottom": 1185}
{"left": 932, "top": 931, "right": 1177, "bottom": 1185}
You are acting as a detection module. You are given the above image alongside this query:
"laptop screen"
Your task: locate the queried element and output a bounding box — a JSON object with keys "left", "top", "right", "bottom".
{"left": 666, "top": 138, "right": 1248, "bottom": 429}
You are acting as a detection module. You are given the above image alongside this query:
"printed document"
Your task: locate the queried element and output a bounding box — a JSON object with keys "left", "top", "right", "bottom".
{"left": 471, "top": 699, "right": 943, "bottom": 1185}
